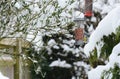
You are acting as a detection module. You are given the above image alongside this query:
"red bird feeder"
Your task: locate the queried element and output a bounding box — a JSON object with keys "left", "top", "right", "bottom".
{"left": 74, "top": 28, "right": 84, "bottom": 46}
{"left": 84, "top": 0, "right": 92, "bottom": 18}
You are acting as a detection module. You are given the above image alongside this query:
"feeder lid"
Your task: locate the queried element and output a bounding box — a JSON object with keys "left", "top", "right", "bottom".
{"left": 73, "top": 17, "right": 85, "bottom": 22}
{"left": 73, "top": 11, "right": 85, "bottom": 22}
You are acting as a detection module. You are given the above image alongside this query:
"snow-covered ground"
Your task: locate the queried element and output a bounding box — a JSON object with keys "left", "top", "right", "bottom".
{"left": 0, "top": 72, "right": 9, "bottom": 79}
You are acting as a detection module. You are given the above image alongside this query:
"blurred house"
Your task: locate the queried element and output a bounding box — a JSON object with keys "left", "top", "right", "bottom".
{"left": 0, "top": 38, "right": 31, "bottom": 79}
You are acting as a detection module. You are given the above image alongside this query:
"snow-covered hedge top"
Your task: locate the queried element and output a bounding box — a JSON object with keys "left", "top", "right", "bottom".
{"left": 84, "top": 6, "right": 120, "bottom": 57}
{"left": 49, "top": 59, "right": 72, "bottom": 68}
{"left": 88, "top": 40, "right": 120, "bottom": 79}
{"left": 84, "top": 6, "right": 120, "bottom": 79}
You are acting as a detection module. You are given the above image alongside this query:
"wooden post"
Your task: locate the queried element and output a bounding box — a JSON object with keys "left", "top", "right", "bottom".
{"left": 0, "top": 38, "right": 30, "bottom": 79}
{"left": 14, "top": 38, "right": 22, "bottom": 79}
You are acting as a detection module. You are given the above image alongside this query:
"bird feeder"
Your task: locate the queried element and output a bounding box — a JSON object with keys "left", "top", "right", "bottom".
{"left": 73, "top": 0, "right": 86, "bottom": 47}
{"left": 73, "top": 17, "right": 85, "bottom": 47}
{"left": 84, "top": 0, "right": 92, "bottom": 18}
{"left": 74, "top": 28, "right": 84, "bottom": 46}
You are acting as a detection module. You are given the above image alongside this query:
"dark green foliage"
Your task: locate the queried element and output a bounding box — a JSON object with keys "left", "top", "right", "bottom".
{"left": 116, "top": 26, "right": 120, "bottom": 43}
{"left": 100, "top": 27, "right": 120, "bottom": 79}
{"left": 89, "top": 48, "right": 98, "bottom": 68}
{"left": 101, "top": 33, "right": 116, "bottom": 60}
{"left": 27, "top": 47, "right": 48, "bottom": 79}
{"left": 44, "top": 67, "right": 72, "bottom": 79}
{"left": 89, "top": 48, "right": 105, "bottom": 68}
{"left": 100, "top": 26, "right": 120, "bottom": 60}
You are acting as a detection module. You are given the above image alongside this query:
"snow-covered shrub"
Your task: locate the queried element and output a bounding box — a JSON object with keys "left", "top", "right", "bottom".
{"left": 84, "top": 6, "right": 120, "bottom": 79}
{"left": 29, "top": 21, "right": 91, "bottom": 79}
{"left": 39, "top": 31, "right": 89, "bottom": 79}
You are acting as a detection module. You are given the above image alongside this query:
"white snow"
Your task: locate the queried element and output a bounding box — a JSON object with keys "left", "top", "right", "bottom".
{"left": 88, "top": 65, "right": 108, "bottom": 79}
{"left": 53, "top": 45, "right": 59, "bottom": 49}
{"left": 72, "top": 76, "right": 76, "bottom": 79}
{"left": 84, "top": 6, "right": 120, "bottom": 57}
{"left": 61, "top": 44, "right": 72, "bottom": 52}
{"left": 74, "top": 61, "right": 89, "bottom": 68}
{"left": 93, "top": 0, "right": 120, "bottom": 15}
{"left": 48, "top": 39, "right": 56, "bottom": 47}
{"left": 0, "top": 72, "right": 9, "bottom": 79}
{"left": 63, "top": 39, "right": 75, "bottom": 47}
{"left": 74, "top": 11, "right": 84, "bottom": 18}
{"left": 91, "top": 16, "right": 96, "bottom": 22}
{"left": 15, "top": 2, "right": 21, "bottom": 9}
{"left": 73, "top": 61, "right": 90, "bottom": 73}
{"left": 57, "top": 0, "right": 68, "bottom": 8}
{"left": 109, "top": 43, "right": 120, "bottom": 67}
{"left": 49, "top": 59, "right": 72, "bottom": 68}
{"left": 88, "top": 25, "right": 94, "bottom": 34}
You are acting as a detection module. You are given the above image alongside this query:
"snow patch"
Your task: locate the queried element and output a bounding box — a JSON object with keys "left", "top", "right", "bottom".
{"left": 49, "top": 59, "right": 72, "bottom": 68}
{"left": 48, "top": 39, "right": 56, "bottom": 46}
{"left": 61, "top": 44, "right": 72, "bottom": 52}
{"left": 0, "top": 72, "right": 9, "bottom": 79}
